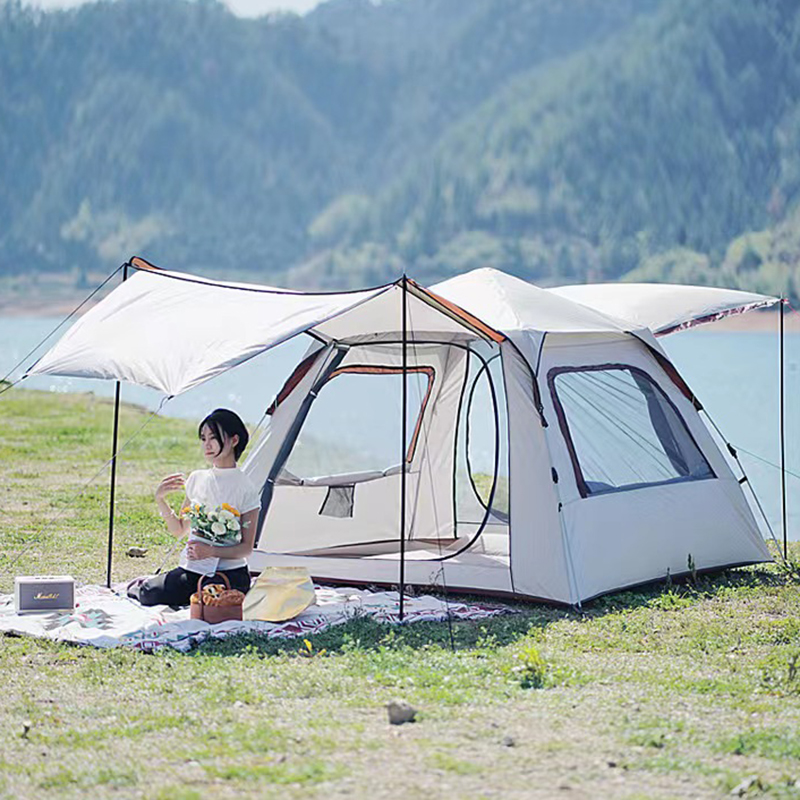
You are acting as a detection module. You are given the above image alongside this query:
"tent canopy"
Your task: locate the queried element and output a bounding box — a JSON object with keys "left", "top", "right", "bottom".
{"left": 28, "top": 259, "right": 391, "bottom": 396}
{"left": 550, "top": 282, "right": 779, "bottom": 336}
{"left": 431, "top": 268, "right": 636, "bottom": 335}
{"left": 28, "top": 257, "right": 778, "bottom": 398}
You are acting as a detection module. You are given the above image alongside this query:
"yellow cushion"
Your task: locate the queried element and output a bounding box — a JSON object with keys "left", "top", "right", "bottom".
{"left": 242, "top": 567, "right": 316, "bottom": 622}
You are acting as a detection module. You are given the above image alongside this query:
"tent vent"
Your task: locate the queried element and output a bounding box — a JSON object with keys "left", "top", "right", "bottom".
{"left": 319, "top": 485, "right": 355, "bottom": 518}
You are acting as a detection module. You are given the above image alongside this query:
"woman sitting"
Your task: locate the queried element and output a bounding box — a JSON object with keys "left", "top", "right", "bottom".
{"left": 130, "top": 408, "right": 261, "bottom": 607}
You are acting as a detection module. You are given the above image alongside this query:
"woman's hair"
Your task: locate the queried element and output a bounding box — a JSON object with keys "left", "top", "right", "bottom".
{"left": 198, "top": 408, "right": 249, "bottom": 461}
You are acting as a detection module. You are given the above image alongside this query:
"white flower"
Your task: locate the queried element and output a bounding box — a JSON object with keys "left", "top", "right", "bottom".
{"left": 211, "top": 521, "right": 226, "bottom": 536}
{"left": 219, "top": 509, "right": 235, "bottom": 522}
{"left": 226, "top": 518, "right": 240, "bottom": 531}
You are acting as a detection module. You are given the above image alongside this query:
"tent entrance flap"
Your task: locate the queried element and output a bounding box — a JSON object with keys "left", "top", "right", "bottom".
{"left": 250, "top": 340, "right": 510, "bottom": 563}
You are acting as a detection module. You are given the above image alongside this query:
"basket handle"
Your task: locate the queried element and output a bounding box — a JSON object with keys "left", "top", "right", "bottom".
{"left": 195, "top": 572, "right": 232, "bottom": 609}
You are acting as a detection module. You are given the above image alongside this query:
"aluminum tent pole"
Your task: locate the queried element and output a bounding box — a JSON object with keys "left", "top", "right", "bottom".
{"left": 106, "top": 262, "right": 129, "bottom": 588}
{"left": 780, "top": 297, "right": 787, "bottom": 559}
{"left": 399, "top": 276, "right": 408, "bottom": 621}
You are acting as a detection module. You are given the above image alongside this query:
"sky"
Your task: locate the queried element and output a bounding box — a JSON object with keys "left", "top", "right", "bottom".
{"left": 21, "top": 0, "right": 325, "bottom": 16}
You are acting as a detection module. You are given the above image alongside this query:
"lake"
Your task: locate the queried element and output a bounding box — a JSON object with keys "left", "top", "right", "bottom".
{"left": 1, "top": 314, "right": 797, "bottom": 540}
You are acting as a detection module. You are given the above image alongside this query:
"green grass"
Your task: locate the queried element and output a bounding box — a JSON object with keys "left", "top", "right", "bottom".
{"left": 2, "top": 388, "right": 800, "bottom": 799}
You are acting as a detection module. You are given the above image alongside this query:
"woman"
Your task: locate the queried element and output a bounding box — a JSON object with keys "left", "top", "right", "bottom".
{"left": 131, "top": 408, "right": 261, "bottom": 607}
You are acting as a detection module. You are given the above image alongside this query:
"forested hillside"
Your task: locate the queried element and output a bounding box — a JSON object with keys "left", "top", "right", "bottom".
{"left": 1, "top": 0, "right": 799, "bottom": 297}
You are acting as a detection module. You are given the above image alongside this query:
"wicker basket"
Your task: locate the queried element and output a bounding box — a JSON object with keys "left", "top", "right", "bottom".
{"left": 190, "top": 572, "right": 245, "bottom": 624}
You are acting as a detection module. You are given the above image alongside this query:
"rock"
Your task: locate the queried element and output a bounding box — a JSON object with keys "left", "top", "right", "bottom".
{"left": 387, "top": 700, "right": 417, "bottom": 725}
{"left": 126, "top": 547, "right": 148, "bottom": 558}
{"left": 730, "top": 776, "right": 760, "bottom": 796}
{"left": 21, "top": 721, "right": 31, "bottom": 740}
{"left": 501, "top": 735, "right": 515, "bottom": 747}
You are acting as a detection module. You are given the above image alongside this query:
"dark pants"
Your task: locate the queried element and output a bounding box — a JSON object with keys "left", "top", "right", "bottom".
{"left": 130, "top": 566, "right": 251, "bottom": 607}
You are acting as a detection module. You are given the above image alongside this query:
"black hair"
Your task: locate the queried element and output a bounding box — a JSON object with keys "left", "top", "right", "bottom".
{"left": 198, "top": 408, "right": 249, "bottom": 461}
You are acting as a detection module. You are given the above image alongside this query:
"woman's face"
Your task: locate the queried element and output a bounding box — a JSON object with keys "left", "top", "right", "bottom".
{"left": 200, "top": 424, "right": 237, "bottom": 463}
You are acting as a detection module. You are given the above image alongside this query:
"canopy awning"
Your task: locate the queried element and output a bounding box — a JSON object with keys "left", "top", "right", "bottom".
{"left": 26, "top": 259, "right": 504, "bottom": 397}
{"left": 27, "top": 259, "right": 390, "bottom": 396}
{"left": 27, "top": 258, "right": 780, "bottom": 398}
{"left": 549, "top": 283, "right": 780, "bottom": 336}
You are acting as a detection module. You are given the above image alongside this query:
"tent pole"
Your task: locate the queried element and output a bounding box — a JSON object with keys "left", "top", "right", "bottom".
{"left": 399, "top": 276, "right": 408, "bottom": 621}
{"left": 780, "top": 297, "right": 787, "bottom": 560}
{"left": 106, "top": 262, "right": 129, "bottom": 588}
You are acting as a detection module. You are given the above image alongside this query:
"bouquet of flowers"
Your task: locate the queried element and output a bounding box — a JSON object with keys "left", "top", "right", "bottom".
{"left": 181, "top": 502, "right": 247, "bottom": 546}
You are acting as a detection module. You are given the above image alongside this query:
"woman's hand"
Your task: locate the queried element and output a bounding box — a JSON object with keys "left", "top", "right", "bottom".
{"left": 186, "top": 540, "right": 214, "bottom": 560}
{"left": 155, "top": 473, "right": 185, "bottom": 501}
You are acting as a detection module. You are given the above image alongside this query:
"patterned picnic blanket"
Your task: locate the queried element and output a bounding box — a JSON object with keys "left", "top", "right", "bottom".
{"left": 0, "top": 583, "right": 509, "bottom": 653}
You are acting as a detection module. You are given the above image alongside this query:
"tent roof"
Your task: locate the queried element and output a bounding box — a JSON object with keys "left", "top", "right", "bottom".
{"left": 431, "top": 268, "right": 636, "bottom": 335}
{"left": 27, "top": 258, "right": 777, "bottom": 397}
{"left": 549, "top": 282, "right": 779, "bottom": 336}
{"left": 312, "top": 279, "right": 505, "bottom": 344}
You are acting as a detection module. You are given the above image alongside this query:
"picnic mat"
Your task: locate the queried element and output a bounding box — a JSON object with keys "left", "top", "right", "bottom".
{"left": 0, "top": 583, "right": 509, "bottom": 653}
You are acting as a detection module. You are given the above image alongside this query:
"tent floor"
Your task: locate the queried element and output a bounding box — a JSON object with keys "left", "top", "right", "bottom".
{"left": 249, "top": 532, "right": 513, "bottom": 595}
{"left": 262, "top": 529, "right": 510, "bottom": 560}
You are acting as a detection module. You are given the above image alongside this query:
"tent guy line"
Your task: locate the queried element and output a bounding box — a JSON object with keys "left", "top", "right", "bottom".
{"left": 0, "top": 262, "right": 125, "bottom": 395}
{"left": 2, "top": 394, "right": 171, "bottom": 577}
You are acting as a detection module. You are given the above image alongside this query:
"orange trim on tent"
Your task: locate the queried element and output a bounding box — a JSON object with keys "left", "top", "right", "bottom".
{"left": 130, "top": 256, "right": 163, "bottom": 272}
{"left": 406, "top": 279, "right": 505, "bottom": 343}
{"left": 267, "top": 349, "right": 323, "bottom": 415}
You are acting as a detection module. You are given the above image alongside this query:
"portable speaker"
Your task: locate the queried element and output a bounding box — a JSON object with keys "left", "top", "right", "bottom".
{"left": 14, "top": 576, "right": 75, "bottom": 614}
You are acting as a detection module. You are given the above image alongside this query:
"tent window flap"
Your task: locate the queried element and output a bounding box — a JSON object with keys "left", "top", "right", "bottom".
{"left": 548, "top": 364, "right": 714, "bottom": 497}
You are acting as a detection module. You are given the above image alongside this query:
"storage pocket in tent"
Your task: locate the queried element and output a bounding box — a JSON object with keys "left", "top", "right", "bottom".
{"left": 319, "top": 485, "right": 355, "bottom": 518}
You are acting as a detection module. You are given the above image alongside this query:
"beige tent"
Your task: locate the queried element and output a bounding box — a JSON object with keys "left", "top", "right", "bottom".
{"left": 30, "top": 257, "right": 777, "bottom": 604}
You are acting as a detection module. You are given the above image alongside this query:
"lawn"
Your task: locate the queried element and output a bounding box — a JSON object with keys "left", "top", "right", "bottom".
{"left": 1, "top": 388, "right": 800, "bottom": 799}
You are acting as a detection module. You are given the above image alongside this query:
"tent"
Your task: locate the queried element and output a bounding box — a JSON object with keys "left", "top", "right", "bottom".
{"left": 29, "top": 257, "right": 779, "bottom": 605}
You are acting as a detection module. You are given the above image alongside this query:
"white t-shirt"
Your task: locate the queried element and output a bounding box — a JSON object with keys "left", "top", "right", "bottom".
{"left": 178, "top": 466, "right": 261, "bottom": 575}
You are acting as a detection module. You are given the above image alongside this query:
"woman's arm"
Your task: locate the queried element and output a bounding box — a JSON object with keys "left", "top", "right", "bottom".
{"left": 186, "top": 508, "right": 259, "bottom": 560}
{"left": 155, "top": 474, "right": 191, "bottom": 539}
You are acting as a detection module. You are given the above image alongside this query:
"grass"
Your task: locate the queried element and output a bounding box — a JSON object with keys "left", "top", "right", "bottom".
{"left": 2, "top": 388, "right": 800, "bottom": 798}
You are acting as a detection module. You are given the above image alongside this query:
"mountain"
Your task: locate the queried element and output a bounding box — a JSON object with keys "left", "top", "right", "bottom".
{"left": 295, "top": 0, "right": 800, "bottom": 297}
{"left": 1, "top": 0, "right": 798, "bottom": 299}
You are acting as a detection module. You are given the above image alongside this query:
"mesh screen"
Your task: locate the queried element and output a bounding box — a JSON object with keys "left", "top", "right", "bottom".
{"left": 553, "top": 367, "right": 713, "bottom": 495}
{"left": 282, "top": 370, "right": 427, "bottom": 480}
{"left": 455, "top": 345, "right": 509, "bottom": 526}
{"left": 319, "top": 485, "right": 355, "bottom": 518}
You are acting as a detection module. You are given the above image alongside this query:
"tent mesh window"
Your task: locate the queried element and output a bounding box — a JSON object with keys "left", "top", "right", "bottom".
{"left": 455, "top": 347, "right": 509, "bottom": 527}
{"left": 549, "top": 365, "right": 714, "bottom": 496}
{"left": 281, "top": 370, "right": 429, "bottom": 479}
{"left": 319, "top": 485, "right": 355, "bottom": 518}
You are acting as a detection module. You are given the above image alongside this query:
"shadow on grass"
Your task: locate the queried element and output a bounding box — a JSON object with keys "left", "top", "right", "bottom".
{"left": 193, "top": 557, "right": 795, "bottom": 660}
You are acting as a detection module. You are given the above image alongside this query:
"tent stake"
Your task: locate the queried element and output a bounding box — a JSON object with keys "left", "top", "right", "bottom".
{"left": 106, "top": 263, "right": 128, "bottom": 588}
{"left": 399, "top": 275, "right": 408, "bottom": 621}
{"left": 780, "top": 297, "right": 787, "bottom": 559}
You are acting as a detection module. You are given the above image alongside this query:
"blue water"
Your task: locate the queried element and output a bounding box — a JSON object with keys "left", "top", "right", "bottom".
{"left": 663, "top": 327, "right": 799, "bottom": 541}
{"left": 1, "top": 314, "right": 797, "bottom": 539}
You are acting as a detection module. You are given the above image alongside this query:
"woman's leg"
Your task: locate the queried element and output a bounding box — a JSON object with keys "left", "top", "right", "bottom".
{"left": 219, "top": 566, "right": 252, "bottom": 594}
{"left": 131, "top": 566, "right": 251, "bottom": 607}
{"left": 133, "top": 567, "right": 199, "bottom": 607}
